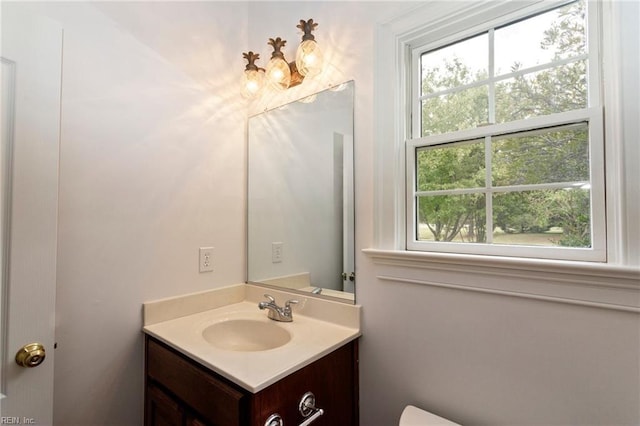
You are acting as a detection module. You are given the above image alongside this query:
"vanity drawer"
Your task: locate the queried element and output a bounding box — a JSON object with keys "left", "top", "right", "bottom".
{"left": 146, "top": 337, "right": 248, "bottom": 425}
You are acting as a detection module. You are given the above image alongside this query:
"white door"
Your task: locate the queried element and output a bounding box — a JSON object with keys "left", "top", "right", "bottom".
{"left": 0, "top": 5, "right": 62, "bottom": 424}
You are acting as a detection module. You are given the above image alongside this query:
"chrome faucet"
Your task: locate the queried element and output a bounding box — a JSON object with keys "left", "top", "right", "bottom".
{"left": 258, "top": 294, "right": 298, "bottom": 322}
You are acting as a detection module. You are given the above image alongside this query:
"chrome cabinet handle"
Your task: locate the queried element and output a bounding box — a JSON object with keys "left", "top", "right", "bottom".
{"left": 298, "top": 392, "right": 324, "bottom": 426}
{"left": 299, "top": 409, "right": 324, "bottom": 426}
{"left": 265, "top": 413, "right": 283, "bottom": 426}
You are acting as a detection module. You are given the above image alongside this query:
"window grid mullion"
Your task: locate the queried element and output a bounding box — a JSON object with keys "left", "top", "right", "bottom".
{"left": 488, "top": 28, "right": 496, "bottom": 125}
{"left": 486, "top": 29, "right": 495, "bottom": 243}
{"left": 412, "top": 47, "right": 422, "bottom": 139}
{"left": 485, "top": 135, "right": 493, "bottom": 244}
{"left": 417, "top": 53, "right": 589, "bottom": 102}
{"left": 408, "top": 108, "right": 594, "bottom": 148}
{"left": 416, "top": 181, "right": 592, "bottom": 197}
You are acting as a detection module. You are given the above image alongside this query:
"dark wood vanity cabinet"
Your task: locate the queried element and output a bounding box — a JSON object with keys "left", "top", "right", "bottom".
{"left": 144, "top": 335, "right": 359, "bottom": 426}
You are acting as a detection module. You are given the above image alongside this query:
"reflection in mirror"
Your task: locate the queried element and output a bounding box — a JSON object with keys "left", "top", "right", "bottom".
{"left": 247, "top": 81, "right": 355, "bottom": 303}
{"left": 1, "top": 58, "right": 16, "bottom": 396}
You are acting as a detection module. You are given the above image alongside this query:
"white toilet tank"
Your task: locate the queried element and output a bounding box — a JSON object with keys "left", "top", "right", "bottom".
{"left": 399, "top": 405, "right": 461, "bottom": 426}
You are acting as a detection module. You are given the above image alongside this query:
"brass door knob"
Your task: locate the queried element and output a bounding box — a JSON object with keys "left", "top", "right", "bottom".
{"left": 15, "top": 343, "right": 46, "bottom": 368}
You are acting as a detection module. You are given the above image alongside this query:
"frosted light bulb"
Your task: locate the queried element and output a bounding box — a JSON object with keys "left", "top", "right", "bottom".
{"left": 272, "top": 68, "right": 284, "bottom": 81}
{"left": 266, "top": 57, "right": 291, "bottom": 91}
{"left": 295, "top": 39, "right": 323, "bottom": 77}
{"left": 241, "top": 69, "right": 265, "bottom": 99}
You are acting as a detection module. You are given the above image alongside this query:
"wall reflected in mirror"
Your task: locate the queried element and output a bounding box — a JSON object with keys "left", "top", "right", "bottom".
{"left": 247, "top": 81, "right": 355, "bottom": 303}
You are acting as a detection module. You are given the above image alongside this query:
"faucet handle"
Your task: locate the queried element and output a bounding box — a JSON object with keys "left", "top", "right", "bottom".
{"left": 263, "top": 294, "right": 276, "bottom": 303}
{"left": 283, "top": 299, "right": 299, "bottom": 318}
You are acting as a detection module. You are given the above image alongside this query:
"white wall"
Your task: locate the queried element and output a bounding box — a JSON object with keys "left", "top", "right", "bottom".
{"left": 358, "top": 2, "right": 640, "bottom": 426}
{"left": 358, "top": 258, "right": 640, "bottom": 424}
{"left": 15, "top": 2, "right": 248, "bottom": 424}
{"left": 255, "top": 1, "right": 638, "bottom": 425}
{"left": 8, "top": 1, "right": 638, "bottom": 425}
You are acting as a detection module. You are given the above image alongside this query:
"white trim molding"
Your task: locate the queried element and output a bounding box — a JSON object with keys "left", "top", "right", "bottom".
{"left": 364, "top": 249, "right": 640, "bottom": 312}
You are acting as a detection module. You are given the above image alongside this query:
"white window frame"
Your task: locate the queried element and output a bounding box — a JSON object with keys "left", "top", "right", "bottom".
{"left": 369, "top": 0, "right": 639, "bottom": 310}
{"left": 404, "top": 0, "right": 605, "bottom": 262}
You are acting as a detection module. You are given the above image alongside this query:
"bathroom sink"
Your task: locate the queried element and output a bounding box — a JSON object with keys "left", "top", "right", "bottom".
{"left": 144, "top": 294, "right": 361, "bottom": 392}
{"left": 202, "top": 319, "right": 291, "bottom": 352}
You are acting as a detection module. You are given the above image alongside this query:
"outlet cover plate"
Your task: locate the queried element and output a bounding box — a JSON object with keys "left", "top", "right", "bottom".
{"left": 199, "top": 247, "right": 214, "bottom": 272}
{"left": 272, "top": 242, "right": 283, "bottom": 263}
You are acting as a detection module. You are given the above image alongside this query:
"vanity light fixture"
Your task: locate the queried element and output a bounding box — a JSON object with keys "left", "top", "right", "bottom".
{"left": 241, "top": 19, "right": 324, "bottom": 98}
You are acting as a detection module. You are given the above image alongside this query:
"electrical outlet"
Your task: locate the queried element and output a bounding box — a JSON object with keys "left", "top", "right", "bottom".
{"left": 199, "top": 247, "right": 214, "bottom": 272}
{"left": 271, "top": 242, "right": 283, "bottom": 263}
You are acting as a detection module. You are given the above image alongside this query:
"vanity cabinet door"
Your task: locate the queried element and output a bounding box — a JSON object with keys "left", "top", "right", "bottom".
{"left": 146, "top": 381, "right": 211, "bottom": 426}
{"left": 145, "top": 337, "right": 248, "bottom": 425}
{"left": 251, "top": 341, "right": 359, "bottom": 426}
{"left": 145, "top": 383, "right": 185, "bottom": 426}
{"left": 185, "top": 416, "right": 208, "bottom": 426}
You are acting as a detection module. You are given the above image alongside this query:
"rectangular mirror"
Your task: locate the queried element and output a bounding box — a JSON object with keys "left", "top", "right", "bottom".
{"left": 247, "top": 81, "right": 355, "bottom": 303}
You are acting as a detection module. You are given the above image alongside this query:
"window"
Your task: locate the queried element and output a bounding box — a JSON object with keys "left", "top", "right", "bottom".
{"left": 405, "top": 0, "right": 605, "bottom": 261}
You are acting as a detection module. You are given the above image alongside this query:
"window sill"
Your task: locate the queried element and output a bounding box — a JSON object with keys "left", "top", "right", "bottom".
{"left": 362, "top": 248, "right": 640, "bottom": 312}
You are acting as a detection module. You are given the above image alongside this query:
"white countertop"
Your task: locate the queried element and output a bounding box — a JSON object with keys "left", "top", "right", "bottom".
{"left": 143, "top": 284, "right": 361, "bottom": 393}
